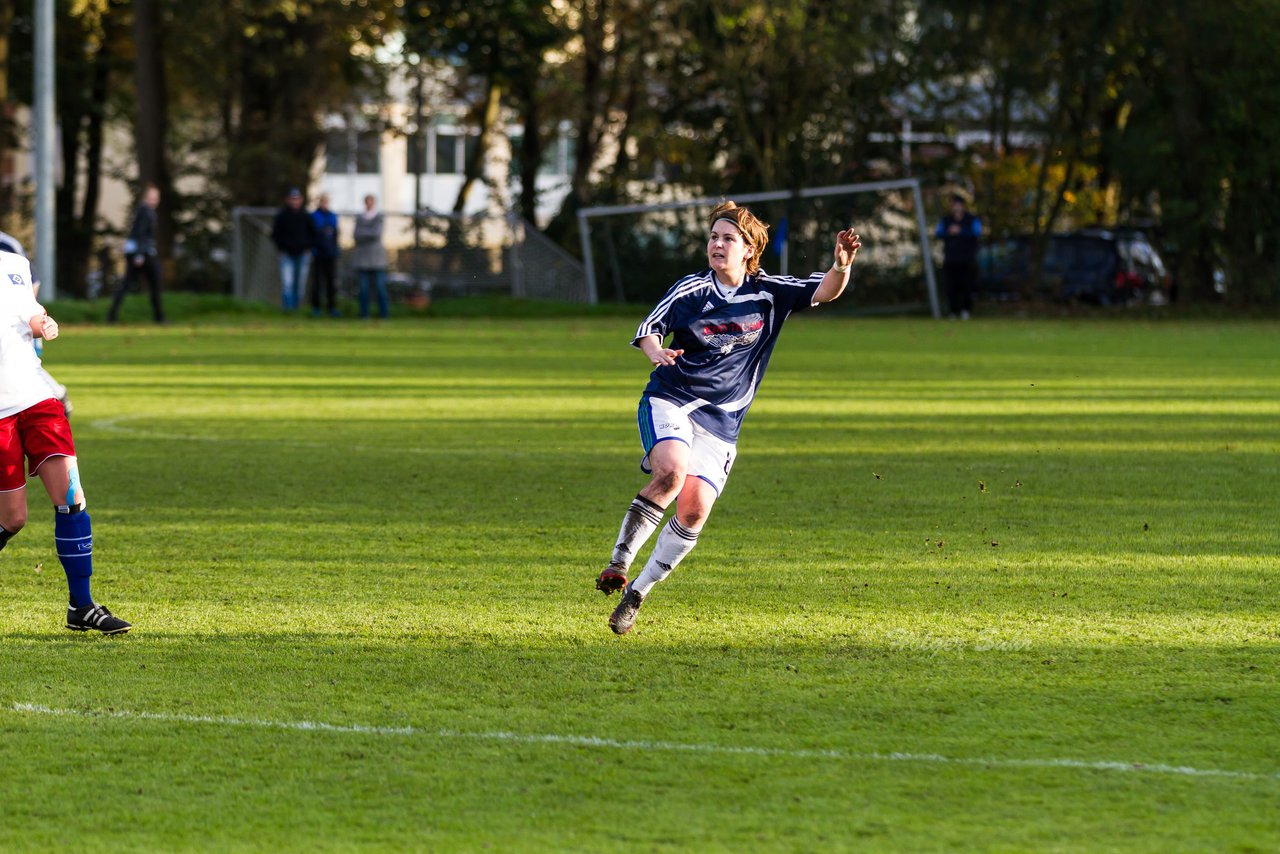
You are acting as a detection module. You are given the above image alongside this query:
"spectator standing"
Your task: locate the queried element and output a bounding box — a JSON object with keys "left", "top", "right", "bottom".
{"left": 107, "top": 184, "right": 166, "bottom": 324}
{"left": 310, "top": 193, "right": 341, "bottom": 318}
{"left": 935, "top": 193, "right": 982, "bottom": 319}
{"left": 352, "top": 194, "right": 389, "bottom": 319}
{"left": 271, "top": 188, "right": 317, "bottom": 311}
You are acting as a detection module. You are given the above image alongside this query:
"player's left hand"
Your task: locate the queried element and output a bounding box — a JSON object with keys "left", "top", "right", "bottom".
{"left": 39, "top": 313, "right": 58, "bottom": 341}
{"left": 834, "top": 229, "right": 861, "bottom": 269}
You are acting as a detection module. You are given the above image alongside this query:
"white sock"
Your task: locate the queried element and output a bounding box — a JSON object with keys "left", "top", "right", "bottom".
{"left": 632, "top": 517, "right": 700, "bottom": 597}
{"left": 610, "top": 495, "right": 665, "bottom": 571}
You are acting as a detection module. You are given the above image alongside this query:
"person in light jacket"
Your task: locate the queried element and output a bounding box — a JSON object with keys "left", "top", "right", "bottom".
{"left": 352, "top": 195, "right": 389, "bottom": 319}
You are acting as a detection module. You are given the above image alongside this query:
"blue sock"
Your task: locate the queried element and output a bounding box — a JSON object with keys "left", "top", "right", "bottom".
{"left": 55, "top": 508, "right": 93, "bottom": 608}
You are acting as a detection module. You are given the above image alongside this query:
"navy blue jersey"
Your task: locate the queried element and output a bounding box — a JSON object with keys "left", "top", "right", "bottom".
{"left": 632, "top": 268, "right": 825, "bottom": 442}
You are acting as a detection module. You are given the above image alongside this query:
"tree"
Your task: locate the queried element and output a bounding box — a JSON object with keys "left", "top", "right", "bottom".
{"left": 402, "top": 0, "right": 566, "bottom": 222}
{"left": 131, "top": 0, "right": 172, "bottom": 256}
{"left": 0, "top": 0, "right": 19, "bottom": 228}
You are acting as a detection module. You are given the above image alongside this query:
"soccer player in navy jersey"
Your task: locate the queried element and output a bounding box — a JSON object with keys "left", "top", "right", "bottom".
{"left": 596, "top": 200, "right": 860, "bottom": 634}
{"left": 0, "top": 249, "right": 131, "bottom": 634}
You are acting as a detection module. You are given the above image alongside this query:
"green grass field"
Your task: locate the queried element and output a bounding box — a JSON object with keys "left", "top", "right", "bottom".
{"left": 1, "top": 313, "right": 1277, "bottom": 851}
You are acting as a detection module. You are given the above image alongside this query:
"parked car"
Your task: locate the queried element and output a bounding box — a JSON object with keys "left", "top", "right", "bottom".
{"left": 979, "top": 229, "right": 1171, "bottom": 305}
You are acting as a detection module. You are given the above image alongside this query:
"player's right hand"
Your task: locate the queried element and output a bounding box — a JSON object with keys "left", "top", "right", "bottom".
{"left": 652, "top": 348, "right": 684, "bottom": 367}
{"left": 39, "top": 314, "right": 59, "bottom": 341}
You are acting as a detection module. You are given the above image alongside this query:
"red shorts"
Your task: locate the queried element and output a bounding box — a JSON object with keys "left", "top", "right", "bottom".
{"left": 0, "top": 398, "right": 76, "bottom": 491}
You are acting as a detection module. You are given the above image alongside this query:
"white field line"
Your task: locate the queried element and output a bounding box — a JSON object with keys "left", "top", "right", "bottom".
{"left": 11, "top": 702, "right": 1278, "bottom": 784}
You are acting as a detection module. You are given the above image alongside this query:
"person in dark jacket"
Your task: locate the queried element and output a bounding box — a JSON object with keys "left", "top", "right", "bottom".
{"left": 935, "top": 193, "right": 982, "bottom": 319}
{"left": 107, "top": 184, "right": 166, "bottom": 324}
{"left": 271, "top": 188, "right": 317, "bottom": 311}
{"left": 310, "top": 193, "right": 340, "bottom": 318}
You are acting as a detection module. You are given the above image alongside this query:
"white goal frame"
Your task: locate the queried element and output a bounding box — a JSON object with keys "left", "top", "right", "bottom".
{"left": 576, "top": 178, "right": 941, "bottom": 317}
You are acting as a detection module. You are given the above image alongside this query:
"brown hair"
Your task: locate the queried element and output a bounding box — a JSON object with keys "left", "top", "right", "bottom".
{"left": 709, "top": 200, "right": 769, "bottom": 276}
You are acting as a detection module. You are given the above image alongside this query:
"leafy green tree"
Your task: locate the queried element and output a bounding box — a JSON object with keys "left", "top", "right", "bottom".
{"left": 402, "top": 0, "right": 565, "bottom": 222}
{"left": 7, "top": 0, "right": 131, "bottom": 297}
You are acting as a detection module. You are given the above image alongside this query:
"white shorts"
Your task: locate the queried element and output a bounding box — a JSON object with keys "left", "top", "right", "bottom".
{"left": 637, "top": 396, "right": 738, "bottom": 495}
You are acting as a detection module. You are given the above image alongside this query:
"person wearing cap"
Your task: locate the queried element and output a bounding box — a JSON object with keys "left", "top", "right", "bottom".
{"left": 935, "top": 192, "right": 982, "bottom": 319}
{"left": 270, "top": 188, "right": 318, "bottom": 311}
{"left": 594, "top": 200, "right": 860, "bottom": 635}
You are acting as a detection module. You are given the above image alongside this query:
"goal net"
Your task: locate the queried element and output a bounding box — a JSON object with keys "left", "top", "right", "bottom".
{"left": 577, "top": 179, "right": 940, "bottom": 316}
{"left": 231, "top": 208, "right": 590, "bottom": 306}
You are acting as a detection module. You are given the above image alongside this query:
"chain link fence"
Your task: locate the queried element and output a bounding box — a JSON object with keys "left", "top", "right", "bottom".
{"left": 231, "top": 208, "right": 589, "bottom": 306}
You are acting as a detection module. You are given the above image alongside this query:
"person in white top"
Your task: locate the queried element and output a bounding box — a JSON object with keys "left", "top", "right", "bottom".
{"left": 0, "top": 230, "right": 71, "bottom": 416}
{"left": 0, "top": 250, "right": 131, "bottom": 633}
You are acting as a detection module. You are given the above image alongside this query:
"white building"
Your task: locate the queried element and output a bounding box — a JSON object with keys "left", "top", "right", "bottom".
{"left": 315, "top": 65, "right": 575, "bottom": 224}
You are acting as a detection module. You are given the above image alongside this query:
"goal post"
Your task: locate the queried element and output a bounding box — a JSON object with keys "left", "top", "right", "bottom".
{"left": 577, "top": 178, "right": 941, "bottom": 317}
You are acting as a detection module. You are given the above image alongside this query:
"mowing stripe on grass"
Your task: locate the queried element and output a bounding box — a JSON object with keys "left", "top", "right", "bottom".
{"left": 12, "top": 702, "right": 1278, "bottom": 784}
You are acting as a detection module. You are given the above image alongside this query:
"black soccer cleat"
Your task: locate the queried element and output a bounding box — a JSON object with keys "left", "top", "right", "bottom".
{"left": 596, "top": 563, "right": 628, "bottom": 595}
{"left": 608, "top": 586, "right": 645, "bottom": 635}
{"left": 66, "top": 602, "right": 132, "bottom": 635}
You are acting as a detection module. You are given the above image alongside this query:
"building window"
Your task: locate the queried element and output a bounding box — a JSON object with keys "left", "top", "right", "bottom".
{"left": 324, "top": 128, "right": 381, "bottom": 175}
{"left": 435, "top": 133, "right": 459, "bottom": 175}
{"left": 462, "top": 134, "right": 479, "bottom": 173}
{"left": 355, "top": 131, "right": 381, "bottom": 174}
{"left": 325, "top": 130, "right": 352, "bottom": 175}
{"left": 407, "top": 132, "right": 427, "bottom": 174}
{"left": 508, "top": 130, "right": 574, "bottom": 180}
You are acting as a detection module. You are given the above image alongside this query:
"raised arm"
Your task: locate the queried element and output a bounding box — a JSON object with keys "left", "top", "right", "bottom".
{"left": 813, "top": 228, "right": 861, "bottom": 304}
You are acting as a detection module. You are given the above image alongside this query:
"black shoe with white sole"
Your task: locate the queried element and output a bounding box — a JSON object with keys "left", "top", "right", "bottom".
{"left": 608, "top": 586, "right": 645, "bottom": 635}
{"left": 66, "top": 603, "right": 132, "bottom": 635}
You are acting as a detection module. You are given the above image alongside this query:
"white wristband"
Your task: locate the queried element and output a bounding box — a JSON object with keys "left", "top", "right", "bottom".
{"left": 833, "top": 259, "right": 851, "bottom": 273}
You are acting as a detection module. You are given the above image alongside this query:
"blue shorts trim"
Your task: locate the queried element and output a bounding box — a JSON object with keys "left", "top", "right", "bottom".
{"left": 693, "top": 474, "right": 722, "bottom": 495}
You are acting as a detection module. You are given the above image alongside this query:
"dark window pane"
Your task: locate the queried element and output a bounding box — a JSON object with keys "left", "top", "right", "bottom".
{"left": 561, "top": 137, "right": 576, "bottom": 177}
{"left": 537, "top": 137, "right": 559, "bottom": 176}
{"left": 356, "top": 131, "right": 381, "bottom": 174}
{"left": 508, "top": 134, "right": 523, "bottom": 182}
{"left": 461, "top": 134, "right": 480, "bottom": 175}
{"left": 325, "top": 130, "right": 351, "bottom": 174}
{"left": 407, "top": 133, "right": 427, "bottom": 174}
{"left": 435, "top": 134, "right": 458, "bottom": 174}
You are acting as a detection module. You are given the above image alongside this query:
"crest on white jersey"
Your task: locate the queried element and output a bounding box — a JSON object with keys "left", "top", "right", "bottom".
{"left": 7, "top": 273, "right": 25, "bottom": 286}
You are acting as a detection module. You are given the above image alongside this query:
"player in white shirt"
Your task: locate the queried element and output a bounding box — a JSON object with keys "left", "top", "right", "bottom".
{"left": 0, "top": 250, "right": 130, "bottom": 633}
{"left": 596, "top": 201, "right": 859, "bottom": 634}
{"left": 0, "top": 230, "right": 72, "bottom": 416}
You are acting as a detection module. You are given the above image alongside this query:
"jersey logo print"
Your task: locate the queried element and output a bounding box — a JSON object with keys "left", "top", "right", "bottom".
{"left": 701, "top": 318, "right": 763, "bottom": 354}
{"left": 8, "top": 274, "right": 25, "bottom": 286}
{"left": 703, "top": 301, "right": 715, "bottom": 312}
